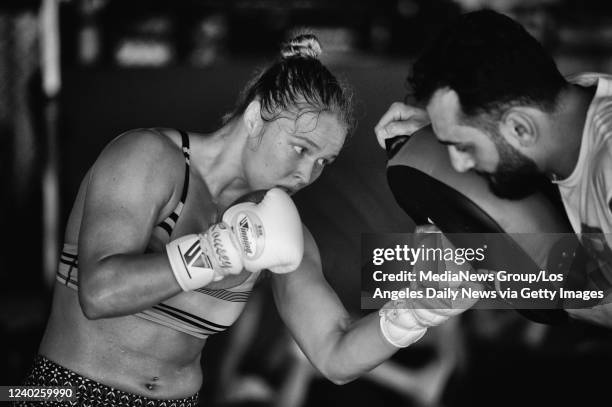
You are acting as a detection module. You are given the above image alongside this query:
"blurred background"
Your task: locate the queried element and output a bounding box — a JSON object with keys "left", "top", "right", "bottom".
{"left": 2, "top": 0, "right": 612, "bottom": 406}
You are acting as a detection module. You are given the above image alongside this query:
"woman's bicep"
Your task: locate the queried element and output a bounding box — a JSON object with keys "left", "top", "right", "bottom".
{"left": 78, "top": 131, "right": 178, "bottom": 267}
{"left": 271, "top": 228, "right": 350, "bottom": 362}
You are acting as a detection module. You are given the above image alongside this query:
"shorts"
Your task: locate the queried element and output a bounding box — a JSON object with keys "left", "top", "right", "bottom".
{"left": 12, "top": 355, "right": 200, "bottom": 407}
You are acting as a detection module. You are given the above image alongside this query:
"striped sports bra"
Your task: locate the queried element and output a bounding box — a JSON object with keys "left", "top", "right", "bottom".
{"left": 56, "top": 130, "right": 259, "bottom": 339}
{"left": 156, "top": 130, "right": 191, "bottom": 236}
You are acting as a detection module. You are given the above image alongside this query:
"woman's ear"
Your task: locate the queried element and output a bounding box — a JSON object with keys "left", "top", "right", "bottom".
{"left": 244, "top": 100, "right": 263, "bottom": 137}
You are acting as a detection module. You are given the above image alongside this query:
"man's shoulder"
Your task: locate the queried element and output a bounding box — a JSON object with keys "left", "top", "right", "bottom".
{"left": 568, "top": 72, "right": 612, "bottom": 87}
{"left": 590, "top": 138, "right": 612, "bottom": 195}
{"left": 593, "top": 137, "right": 612, "bottom": 164}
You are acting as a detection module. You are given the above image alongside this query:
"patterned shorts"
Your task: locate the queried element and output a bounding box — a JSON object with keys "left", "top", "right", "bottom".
{"left": 13, "top": 355, "right": 200, "bottom": 407}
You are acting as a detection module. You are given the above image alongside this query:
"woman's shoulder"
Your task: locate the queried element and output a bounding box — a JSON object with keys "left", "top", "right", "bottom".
{"left": 94, "top": 128, "right": 186, "bottom": 174}
{"left": 104, "top": 127, "right": 183, "bottom": 158}
{"left": 87, "top": 128, "right": 188, "bottom": 201}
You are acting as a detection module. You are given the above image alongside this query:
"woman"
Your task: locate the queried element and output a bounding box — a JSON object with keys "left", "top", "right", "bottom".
{"left": 20, "top": 34, "right": 466, "bottom": 407}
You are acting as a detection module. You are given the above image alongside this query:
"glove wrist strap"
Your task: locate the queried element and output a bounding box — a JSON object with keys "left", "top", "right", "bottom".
{"left": 166, "top": 234, "right": 215, "bottom": 291}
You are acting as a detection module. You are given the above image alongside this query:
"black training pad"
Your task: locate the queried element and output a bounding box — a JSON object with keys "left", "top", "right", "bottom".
{"left": 385, "top": 125, "right": 579, "bottom": 324}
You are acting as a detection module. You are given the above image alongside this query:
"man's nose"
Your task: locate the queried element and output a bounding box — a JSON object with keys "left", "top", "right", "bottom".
{"left": 448, "top": 147, "right": 475, "bottom": 173}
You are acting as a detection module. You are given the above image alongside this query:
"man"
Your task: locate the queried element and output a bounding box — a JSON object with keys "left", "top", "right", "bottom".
{"left": 375, "top": 9, "right": 612, "bottom": 327}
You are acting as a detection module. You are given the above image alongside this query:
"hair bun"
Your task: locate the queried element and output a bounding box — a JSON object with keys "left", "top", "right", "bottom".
{"left": 281, "top": 34, "right": 322, "bottom": 60}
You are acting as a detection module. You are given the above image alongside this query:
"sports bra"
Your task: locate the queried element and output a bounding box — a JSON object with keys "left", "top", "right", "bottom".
{"left": 156, "top": 130, "right": 191, "bottom": 236}
{"left": 56, "top": 130, "right": 259, "bottom": 339}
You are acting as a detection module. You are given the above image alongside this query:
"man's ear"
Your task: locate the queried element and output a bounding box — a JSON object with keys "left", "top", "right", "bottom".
{"left": 500, "top": 107, "right": 539, "bottom": 147}
{"left": 244, "top": 100, "right": 263, "bottom": 136}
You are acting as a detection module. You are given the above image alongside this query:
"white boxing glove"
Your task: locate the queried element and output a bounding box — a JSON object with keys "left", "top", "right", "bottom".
{"left": 221, "top": 188, "right": 304, "bottom": 273}
{"left": 166, "top": 222, "right": 244, "bottom": 291}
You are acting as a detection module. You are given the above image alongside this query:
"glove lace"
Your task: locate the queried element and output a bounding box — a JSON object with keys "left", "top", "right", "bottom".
{"left": 210, "top": 229, "right": 232, "bottom": 268}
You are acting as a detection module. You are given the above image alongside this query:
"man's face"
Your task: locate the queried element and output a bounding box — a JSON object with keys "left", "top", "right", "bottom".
{"left": 427, "top": 88, "right": 544, "bottom": 200}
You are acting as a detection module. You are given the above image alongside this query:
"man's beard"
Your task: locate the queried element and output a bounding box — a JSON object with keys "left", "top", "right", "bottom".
{"left": 476, "top": 135, "right": 548, "bottom": 200}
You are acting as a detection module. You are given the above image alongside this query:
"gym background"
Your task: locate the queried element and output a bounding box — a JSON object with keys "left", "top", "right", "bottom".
{"left": 1, "top": 0, "right": 612, "bottom": 406}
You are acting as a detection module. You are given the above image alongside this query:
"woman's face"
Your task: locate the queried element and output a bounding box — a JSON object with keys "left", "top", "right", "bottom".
{"left": 244, "top": 111, "right": 346, "bottom": 194}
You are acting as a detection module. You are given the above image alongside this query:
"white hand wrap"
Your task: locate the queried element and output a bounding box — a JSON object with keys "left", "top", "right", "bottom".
{"left": 378, "top": 227, "right": 480, "bottom": 347}
{"left": 379, "top": 300, "right": 429, "bottom": 348}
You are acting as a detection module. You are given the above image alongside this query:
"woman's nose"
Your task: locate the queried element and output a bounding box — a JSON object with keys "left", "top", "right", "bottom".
{"left": 293, "top": 159, "right": 317, "bottom": 186}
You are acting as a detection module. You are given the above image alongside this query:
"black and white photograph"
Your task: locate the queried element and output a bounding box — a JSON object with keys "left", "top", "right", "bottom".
{"left": 2, "top": 0, "right": 612, "bottom": 406}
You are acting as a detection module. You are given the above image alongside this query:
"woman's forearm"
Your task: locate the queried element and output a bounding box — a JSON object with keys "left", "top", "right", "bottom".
{"left": 315, "top": 312, "right": 398, "bottom": 385}
{"left": 79, "top": 252, "right": 181, "bottom": 318}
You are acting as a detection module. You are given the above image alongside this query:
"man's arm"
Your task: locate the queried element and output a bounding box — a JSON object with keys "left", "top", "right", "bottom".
{"left": 566, "top": 147, "right": 612, "bottom": 327}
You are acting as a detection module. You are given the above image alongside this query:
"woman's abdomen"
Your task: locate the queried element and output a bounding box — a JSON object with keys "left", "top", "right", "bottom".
{"left": 39, "top": 284, "right": 206, "bottom": 399}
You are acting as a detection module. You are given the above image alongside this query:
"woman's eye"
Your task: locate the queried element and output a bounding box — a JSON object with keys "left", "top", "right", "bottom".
{"left": 293, "top": 146, "right": 305, "bottom": 155}
{"left": 454, "top": 144, "right": 470, "bottom": 153}
{"left": 316, "top": 158, "right": 329, "bottom": 167}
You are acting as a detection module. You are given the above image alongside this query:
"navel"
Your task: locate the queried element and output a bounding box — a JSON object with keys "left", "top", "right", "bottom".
{"left": 144, "top": 376, "right": 159, "bottom": 391}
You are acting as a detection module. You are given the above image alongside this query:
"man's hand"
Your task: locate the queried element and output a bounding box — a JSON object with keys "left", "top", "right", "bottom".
{"left": 374, "top": 102, "right": 430, "bottom": 149}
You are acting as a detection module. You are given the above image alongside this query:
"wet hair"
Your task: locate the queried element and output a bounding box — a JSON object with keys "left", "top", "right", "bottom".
{"left": 408, "top": 10, "right": 567, "bottom": 119}
{"left": 224, "top": 33, "right": 354, "bottom": 136}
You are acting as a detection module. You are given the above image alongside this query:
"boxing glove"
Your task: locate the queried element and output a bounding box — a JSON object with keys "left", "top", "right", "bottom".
{"left": 166, "top": 222, "right": 244, "bottom": 291}
{"left": 221, "top": 188, "right": 304, "bottom": 274}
